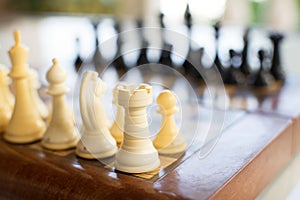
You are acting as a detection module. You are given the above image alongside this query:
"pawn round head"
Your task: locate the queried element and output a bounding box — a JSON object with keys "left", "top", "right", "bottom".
{"left": 156, "top": 90, "right": 176, "bottom": 110}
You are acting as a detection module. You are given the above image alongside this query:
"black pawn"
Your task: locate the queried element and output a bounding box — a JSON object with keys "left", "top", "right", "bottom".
{"left": 184, "top": 4, "right": 192, "bottom": 30}
{"left": 74, "top": 38, "right": 83, "bottom": 72}
{"left": 253, "top": 50, "right": 274, "bottom": 87}
{"left": 183, "top": 47, "right": 204, "bottom": 79}
{"left": 158, "top": 43, "right": 173, "bottom": 68}
{"left": 223, "top": 49, "right": 245, "bottom": 85}
{"left": 269, "top": 32, "right": 285, "bottom": 82}
{"left": 137, "top": 40, "right": 149, "bottom": 66}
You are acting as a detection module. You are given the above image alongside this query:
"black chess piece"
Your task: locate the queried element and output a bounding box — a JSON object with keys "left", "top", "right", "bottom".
{"left": 159, "top": 12, "right": 165, "bottom": 29}
{"left": 158, "top": 43, "right": 173, "bottom": 68}
{"left": 223, "top": 49, "right": 246, "bottom": 85}
{"left": 253, "top": 49, "right": 275, "bottom": 87}
{"left": 136, "top": 18, "right": 144, "bottom": 42}
{"left": 91, "top": 20, "right": 99, "bottom": 34}
{"left": 114, "top": 21, "right": 121, "bottom": 33}
{"left": 184, "top": 4, "right": 192, "bottom": 30}
{"left": 136, "top": 19, "right": 143, "bottom": 29}
{"left": 213, "top": 21, "right": 221, "bottom": 39}
{"left": 240, "top": 28, "right": 250, "bottom": 75}
{"left": 214, "top": 48, "right": 225, "bottom": 79}
{"left": 137, "top": 40, "right": 149, "bottom": 66}
{"left": 111, "top": 36, "right": 127, "bottom": 73}
{"left": 93, "top": 35, "right": 105, "bottom": 70}
{"left": 269, "top": 32, "right": 285, "bottom": 82}
{"left": 74, "top": 37, "right": 83, "bottom": 72}
{"left": 90, "top": 20, "right": 107, "bottom": 72}
{"left": 183, "top": 47, "right": 204, "bottom": 79}
{"left": 213, "top": 22, "right": 227, "bottom": 81}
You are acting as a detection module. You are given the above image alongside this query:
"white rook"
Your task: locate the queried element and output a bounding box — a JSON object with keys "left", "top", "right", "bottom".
{"left": 115, "top": 84, "right": 160, "bottom": 173}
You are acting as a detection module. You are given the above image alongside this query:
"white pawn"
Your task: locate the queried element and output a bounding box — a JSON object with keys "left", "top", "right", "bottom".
{"left": 4, "top": 30, "right": 46, "bottom": 144}
{"left": 110, "top": 83, "right": 125, "bottom": 144}
{"left": 0, "top": 65, "right": 14, "bottom": 132}
{"left": 41, "top": 59, "right": 79, "bottom": 150}
{"left": 115, "top": 84, "right": 160, "bottom": 173}
{"left": 29, "top": 68, "right": 49, "bottom": 119}
{"left": 76, "top": 71, "right": 117, "bottom": 159}
{"left": 153, "top": 90, "right": 187, "bottom": 154}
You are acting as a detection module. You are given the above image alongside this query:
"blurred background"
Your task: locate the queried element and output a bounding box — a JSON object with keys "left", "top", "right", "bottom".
{"left": 0, "top": 1, "right": 300, "bottom": 199}
{"left": 0, "top": 0, "right": 299, "bottom": 79}
{"left": 0, "top": 0, "right": 299, "bottom": 75}
{"left": 1, "top": 0, "right": 299, "bottom": 28}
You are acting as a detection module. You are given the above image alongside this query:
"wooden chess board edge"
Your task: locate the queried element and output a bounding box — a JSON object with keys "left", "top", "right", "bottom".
{"left": 210, "top": 120, "right": 296, "bottom": 199}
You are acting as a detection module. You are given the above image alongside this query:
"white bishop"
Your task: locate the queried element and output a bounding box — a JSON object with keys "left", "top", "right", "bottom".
{"left": 41, "top": 59, "right": 79, "bottom": 150}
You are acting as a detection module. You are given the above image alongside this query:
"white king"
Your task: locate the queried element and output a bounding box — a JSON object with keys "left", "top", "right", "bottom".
{"left": 4, "top": 30, "right": 46, "bottom": 143}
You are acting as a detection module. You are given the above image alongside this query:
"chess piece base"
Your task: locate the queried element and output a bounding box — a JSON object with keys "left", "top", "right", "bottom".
{"left": 76, "top": 134, "right": 118, "bottom": 159}
{"left": 4, "top": 127, "right": 44, "bottom": 144}
{"left": 158, "top": 135, "right": 187, "bottom": 155}
{"left": 115, "top": 149, "right": 160, "bottom": 173}
{"left": 42, "top": 136, "right": 79, "bottom": 150}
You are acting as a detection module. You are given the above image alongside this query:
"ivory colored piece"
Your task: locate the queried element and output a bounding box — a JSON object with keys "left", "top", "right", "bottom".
{"left": 4, "top": 30, "right": 46, "bottom": 143}
{"left": 110, "top": 83, "right": 125, "bottom": 144}
{"left": 115, "top": 84, "right": 160, "bottom": 173}
{"left": 76, "top": 71, "right": 117, "bottom": 159}
{"left": 29, "top": 68, "right": 49, "bottom": 119}
{"left": 0, "top": 65, "right": 14, "bottom": 132}
{"left": 41, "top": 59, "right": 79, "bottom": 150}
{"left": 153, "top": 90, "right": 187, "bottom": 154}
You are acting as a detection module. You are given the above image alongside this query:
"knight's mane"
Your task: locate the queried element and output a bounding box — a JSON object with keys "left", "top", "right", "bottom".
{"left": 80, "top": 71, "right": 100, "bottom": 131}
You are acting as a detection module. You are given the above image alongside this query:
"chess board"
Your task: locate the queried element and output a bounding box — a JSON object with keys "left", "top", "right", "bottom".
{"left": 1, "top": 73, "right": 300, "bottom": 199}
{"left": 10, "top": 104, "right": 244, "bottom": 182}
{"left": 0, "top": 14, "right": 299, "bottom": 199}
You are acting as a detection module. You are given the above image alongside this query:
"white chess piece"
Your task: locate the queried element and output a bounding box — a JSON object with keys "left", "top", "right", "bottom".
{"left": 76, "top": 71, "right": 117, "bottom": 159}
{"left": 0, "top": 65, "right": 14, "bottom": 132}
{"left": 29, "top": 68, "right": 49, "bottom": 119}
{"left": 41, "top": 59, "right": 79, "bottom": 150}
{"left": 4, "top": 30, "right": 46, "bottom": 143}
{"left": 153, "top": 90, "right": 187, "bottom": 154}
{"left": 110, "top": 83, "right": 125, "bottom": 144}
{"left": 115, "top": 84, "right": 160, "bottom": 173}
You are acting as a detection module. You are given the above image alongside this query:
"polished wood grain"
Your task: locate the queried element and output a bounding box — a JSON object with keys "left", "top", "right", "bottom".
{"left": 292, "top": 115, "right": 300, "bottom": 154}
{"left": 1, "top": 75, "right": 300, "bottom": 199}
{"left": 258, "top": 75, "right": 300, "bottom": 118}
{"left": 154, "top": 113, "right": 291, "bottom": 200}
{"left": 210, "top": 120, "right": 293, "bottom": 199}
{"left": 0, "top": 113, "right": 292, "bottom": 200}
{"left": 0, "top": 138, "right": 170, "bottom": 200}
